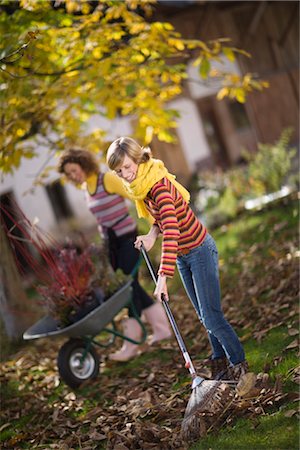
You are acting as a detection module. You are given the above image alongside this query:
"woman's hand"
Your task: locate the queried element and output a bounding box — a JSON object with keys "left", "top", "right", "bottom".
{"left": 154, "top": 273, "right": 169, "bottom": 302}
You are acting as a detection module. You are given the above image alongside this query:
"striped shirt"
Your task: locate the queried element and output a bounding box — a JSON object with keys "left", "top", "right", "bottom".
{"left": 86, "top": 173, "right": 136, "bottom": 239}
{"left": 145, "top": 177, "right": 207, "bottom": 277}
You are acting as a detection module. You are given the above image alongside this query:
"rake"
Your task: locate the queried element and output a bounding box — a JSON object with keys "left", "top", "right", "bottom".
{"left": 140, "top": 243, "right": 232, "bottom": 441}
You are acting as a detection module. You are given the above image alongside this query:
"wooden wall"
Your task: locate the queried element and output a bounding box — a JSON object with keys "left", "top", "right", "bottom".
{"left": 154, "top": 1, "right": 299, "bottom": 147}
{"left": 227, "top": 1, "right": 299, "bottom": 144}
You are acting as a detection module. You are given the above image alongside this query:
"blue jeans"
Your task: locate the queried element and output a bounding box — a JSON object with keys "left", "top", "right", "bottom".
{"left": 176, "top": 234, "right": 245, "bottom": 366}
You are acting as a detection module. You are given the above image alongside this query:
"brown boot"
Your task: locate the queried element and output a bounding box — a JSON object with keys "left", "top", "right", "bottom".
{"left": 228, "top": 360, "right": 249, "bottom": 382}
{"left": 210, "top": 357, "right": 229, "bottom": 380}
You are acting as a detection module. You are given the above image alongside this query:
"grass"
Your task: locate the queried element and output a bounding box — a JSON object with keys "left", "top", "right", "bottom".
{"left": 213, "top": 195, "right": 298, "bottom": 266}
{"left": 242, "top": 326, "right": 299, "bottom": 392}
{"left": 0, "top": 414, "right": 35, "bottom": 443}
{"left": 191, "top": 413, "right": 299, "bottom": 450}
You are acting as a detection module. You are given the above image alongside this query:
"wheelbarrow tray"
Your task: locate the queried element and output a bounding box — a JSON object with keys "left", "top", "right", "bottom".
{"left": 23, "top": 281, "right": 132, "bottom": 340}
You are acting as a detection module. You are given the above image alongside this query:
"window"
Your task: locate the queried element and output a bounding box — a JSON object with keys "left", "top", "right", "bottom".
{"left": 45, "top": 180, "right": 73, "bottom": 222}
{"left": 228, "top": 101, "right": 251, "bottom": 130}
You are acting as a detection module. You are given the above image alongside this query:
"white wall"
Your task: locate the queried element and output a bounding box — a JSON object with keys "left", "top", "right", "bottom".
{"left": 1, "top": 150, "right": 60, "bottom": 231}
{"left": 170, "top": 97, "right": 210, "bottom": 169}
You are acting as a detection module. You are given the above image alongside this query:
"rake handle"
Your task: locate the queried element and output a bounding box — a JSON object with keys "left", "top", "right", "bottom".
{"left": 140, "top": 243, "right": 197, "bottom": 379}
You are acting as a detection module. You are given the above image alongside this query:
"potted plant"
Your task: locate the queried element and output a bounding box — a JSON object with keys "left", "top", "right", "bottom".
{"left": 1, "top": 201, "right": 130, "bottom": 328}
{"left": 37, "top": 243, "right": 130, "bottom": 327}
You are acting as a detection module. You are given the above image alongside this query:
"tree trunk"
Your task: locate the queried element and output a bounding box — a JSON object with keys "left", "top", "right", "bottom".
{"left": 0, "top": 225, "right": 32, "bottom": 339}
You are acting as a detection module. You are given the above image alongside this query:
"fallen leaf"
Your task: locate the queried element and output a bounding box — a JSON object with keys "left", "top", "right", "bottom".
{"left": 284, "top": 409, "right": 298, "bottom": 418}
{"left": 288, "top": 328, "right": 299, "bottom": 336}
{"left": 285, "top": 339, "right": 299, "bottom": 351}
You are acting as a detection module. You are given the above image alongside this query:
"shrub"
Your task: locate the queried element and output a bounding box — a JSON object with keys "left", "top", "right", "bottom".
{"left": 192, "top": 128, "right": 297, "bottom": 227}
{"left": 243, "top": 127, "right": 297, "bottom": 195}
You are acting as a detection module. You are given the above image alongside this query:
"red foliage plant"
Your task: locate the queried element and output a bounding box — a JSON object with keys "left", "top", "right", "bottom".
{"left": 0, "top": 200, "right": 102, "bottom": 324}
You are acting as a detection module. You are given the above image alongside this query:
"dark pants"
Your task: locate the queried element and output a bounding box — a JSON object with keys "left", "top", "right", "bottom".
{"left": 108, "top": 231, "right": 154, "bottom": 317}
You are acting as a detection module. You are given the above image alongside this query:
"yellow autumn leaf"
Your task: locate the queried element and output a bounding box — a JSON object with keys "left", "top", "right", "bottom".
{"left": 229, "top": 73, "right": 241, "bottom": 84}
{"left": 152, "top": 22, "right": 164, "bottom": 31}
{"left": 9, "top": 98, "right": 20, "bottom": 106}
{"left": 163, "top": 22, "right": 174, "bottom": 31}
{"left": 168, "top": 38, "right": 185, "bottom": 51}
{"left": 70, "top": 31, "right": 80, "bottom": 40}
{"left": 192, "top": 56, "right": 201, "bottom": 67}
{"left": 81, "top": 3, "right": 92, "bottom": 15}
{"left": 131, "top": 54, "right": 145, "bottom": 63}
{"left": 65, "top": 70, "right": 79, "bottom": 77}
{"left": 157, "top": 130, "right": 175, "bottom": 143}
{"left": 110, "top": 31, "right": 125, "bottom": 40}
{"left": 126, "top": 0, "right": 139, "bottom": 10}
{"left": 16, "top": 128, "right": 26, "bottom": 137}
{"left": 106, "top": 5, "right": 125, "bottom": 21}
{"left": 130, "top": 23, "right": 147, "bottom": 34}
{"left": 159, "top": 91, "right": 168, "bottom": 100}
{"left": 145, "top": 126, "right": 154, "bottom": 144}
{"left": 222, "top": 46, "right": 236, "bottom": 62}
{"left": 170, "top": 73, "right": 183, "bottom": 83}
{"left": 61, "top": 18, "right": 73, "bottom": 27}
{"left": 217, "top": 87, "right": 229, "bottom": 100}
{"left": 90, "top": 11, "right": 102, "bottom": 22}
{"left": 161, "top": 72, "right": 169, "bottom": 83}
{"left": 79, "top": 112, "right": 89, "bottom": 122}
{"left": 235, "top": 88, "right": 246, "bottom": 103}
{"left": 141, "top": 47, "right": 150, "bottom": 56}
{"left": 66, "top": 1, "right": 80, "bottom": 14}
{"left": 92, "top": 48, "right": 103, "bottom": 59}
{"left": 243, "top": 73, "right": 252, "bottom": 85}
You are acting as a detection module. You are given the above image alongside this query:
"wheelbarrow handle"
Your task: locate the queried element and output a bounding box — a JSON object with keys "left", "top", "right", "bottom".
{"left": 140, "top": 243, "right": 198, "bottom": 379}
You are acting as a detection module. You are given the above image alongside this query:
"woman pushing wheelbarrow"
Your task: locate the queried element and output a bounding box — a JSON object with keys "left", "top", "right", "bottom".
{"left": 58, "top": 148, "right": 171, "bottom": 361}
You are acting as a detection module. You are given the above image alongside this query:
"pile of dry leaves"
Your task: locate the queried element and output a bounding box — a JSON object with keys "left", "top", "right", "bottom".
{"left": 1, "top": 337, "right": 297, "bottom": 450}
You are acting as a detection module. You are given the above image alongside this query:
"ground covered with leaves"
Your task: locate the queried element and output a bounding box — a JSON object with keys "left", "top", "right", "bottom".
{"left": 1, "top": 198, "right": 299, "bottom": 449}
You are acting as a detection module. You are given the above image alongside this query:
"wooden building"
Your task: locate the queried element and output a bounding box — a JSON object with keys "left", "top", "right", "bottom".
{"left": 151, "top": 0, "right": 299, "bottom": 180}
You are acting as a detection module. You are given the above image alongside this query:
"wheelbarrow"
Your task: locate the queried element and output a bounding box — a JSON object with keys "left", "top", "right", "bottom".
{"left": 23, "top": 280, "right": 147, "bottom": 389}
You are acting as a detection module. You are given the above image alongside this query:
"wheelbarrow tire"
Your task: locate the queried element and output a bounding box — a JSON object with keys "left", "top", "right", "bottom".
{"left": 57, "top": 338, "right": 100, "bottom": 389}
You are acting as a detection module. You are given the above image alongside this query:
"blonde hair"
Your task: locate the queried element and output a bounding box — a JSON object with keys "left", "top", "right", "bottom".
{"left": 106, "top": 137, "right": 151, "bottom": 171}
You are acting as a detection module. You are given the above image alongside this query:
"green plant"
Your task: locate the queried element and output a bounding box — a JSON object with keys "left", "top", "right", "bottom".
{"left": 218, "top": 186, "right": 239, "bottom": 218}
{"left": 244, "top": 127, "right": 296, "bottom": 195}
{"left": 193, "top": 128, "right": 297, "bottom": 227}
{"left": 195, "top": 167, "right": 247, "bottom": 227}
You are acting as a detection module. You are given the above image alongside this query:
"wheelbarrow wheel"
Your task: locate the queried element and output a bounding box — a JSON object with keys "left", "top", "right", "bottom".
{"left": 57, "top": 338, "right": 100, "bottom": 389}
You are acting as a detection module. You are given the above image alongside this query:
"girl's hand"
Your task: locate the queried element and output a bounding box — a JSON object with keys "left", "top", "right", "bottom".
{"left": 134, "top": 224, "right": 160, "bottom": 252}
{"left": 154, "top": 274, "right": 169, "bottom": 302}
{"left": 134, "top": 234, "right": 156, "bottom": 252}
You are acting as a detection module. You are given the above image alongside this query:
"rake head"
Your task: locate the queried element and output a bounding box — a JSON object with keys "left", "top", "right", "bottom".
{"left": 181, "top": 380, "right": 233, "bottom": 441}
